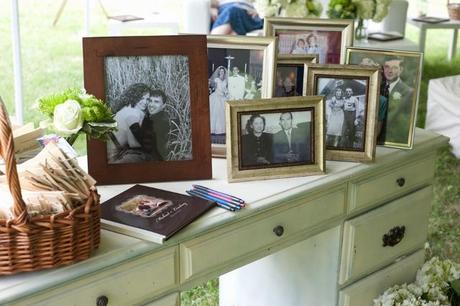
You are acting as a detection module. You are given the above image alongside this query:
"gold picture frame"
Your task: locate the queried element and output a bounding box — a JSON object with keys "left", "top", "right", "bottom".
{"left": 226, "top": 96, "right": 325, "bottom": 183}
{"left": 207, "top": 35, "right": 277, "bottom": 158}
{"left": 345, "top": 47, "right": 423, "bottom": 149}
{"left": 275, "top": 55, "right": 318, "bottom": 97}
{"left": 264, "top": 17, "right": 354, "bottom": 64}
{"left": 304, "top": 63, "right": 380, "bottom": 162}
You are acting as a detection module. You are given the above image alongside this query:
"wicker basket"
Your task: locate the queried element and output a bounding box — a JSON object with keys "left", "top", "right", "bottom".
{"left": 0, "top": 102, "right": 100, "bottom": 275}
{"left": 448, "top": 0, "right": 460, "bottom": 21}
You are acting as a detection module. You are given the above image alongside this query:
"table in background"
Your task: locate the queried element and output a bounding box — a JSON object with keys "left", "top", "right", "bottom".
{"left": 408, "top": 19, "right": 460, "bottom": 61}
{"left": 108, "top": 12, "right": 180, "bottom": 36}
{"left": 354, "top": 36, "right": 420, "bottom": 52}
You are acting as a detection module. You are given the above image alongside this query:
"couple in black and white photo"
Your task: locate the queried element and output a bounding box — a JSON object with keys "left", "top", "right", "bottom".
{"left": 324, "top": 84, "right": 366, "bottom": 151}
{"left": 108, "top": 83, "right": 170, "bottom": 164}
{"left": 240, "top": 111, "right": 311, "bottom": 168}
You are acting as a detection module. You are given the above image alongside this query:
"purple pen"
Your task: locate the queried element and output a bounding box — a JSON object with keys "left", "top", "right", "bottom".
{"left": 192, "top": 185, "right": 245, "bottom": 204}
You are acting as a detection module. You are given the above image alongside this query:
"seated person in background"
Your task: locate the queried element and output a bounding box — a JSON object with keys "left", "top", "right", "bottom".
{"left": 210, "top": 0, "right": 263, "bottom": 35}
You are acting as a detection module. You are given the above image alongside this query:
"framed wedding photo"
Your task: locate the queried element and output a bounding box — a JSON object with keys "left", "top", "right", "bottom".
{"left": 207, "top": 35, "right": 277, "bottom": 157}
{"left": 83, "top": 35, "right": 212, "bottom": 184}
{"left": 275, "top": 55, "right": 318, "bottom": 97}
{"left": 264, "top": 17, "right": 354, "bottom": 64}
{"left": 346, "top": 47, "right": 423, "bottom": 149}
{"left": 304, "top": 64, "right": 380, "bottom": 162}
{"left": 226, "top": 96, "right": 325, "bottom": 182}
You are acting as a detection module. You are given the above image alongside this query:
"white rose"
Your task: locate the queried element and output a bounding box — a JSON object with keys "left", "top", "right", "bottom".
{"left": 392, "top": 92, "right": 402, "bottom": 100}
{"left": 53, "top": 99, "right": 83, "bottom": 136}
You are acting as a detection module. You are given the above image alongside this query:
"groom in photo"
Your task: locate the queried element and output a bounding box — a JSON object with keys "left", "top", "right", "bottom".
{"left": 272, "top": 112, "right": 310, "bottom": 164}
{"left": 382, "top": 56, "right": 414, "bottom": 144}
{"left": 228, "top": 66, "right": 246, "bottom": 100}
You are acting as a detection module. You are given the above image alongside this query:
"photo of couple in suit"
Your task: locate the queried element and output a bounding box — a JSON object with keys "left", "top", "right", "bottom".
{"left": 239, "top": 110, "right": 313, "bottom": 169}
{"left": 104, "top": 55, "right": 192, "bottom": 164}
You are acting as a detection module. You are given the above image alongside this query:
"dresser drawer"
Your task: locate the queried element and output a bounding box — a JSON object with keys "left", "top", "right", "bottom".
{"left": 23, "top": 247, "right": 178, "bottom": 306}
{"left": 339, "top": 249, "right": 424, "bottom": 306}
{"left": 340, "top": 186, "right": 432, "bottom": 284}
{"left": 349, "top": 157, "right": 435, "bottom": 213}
{"left": 145, "top": 293, "right": 179, "bottom": 306}
{"left": 180, "top": 188, "right": 346, "bottom": 282}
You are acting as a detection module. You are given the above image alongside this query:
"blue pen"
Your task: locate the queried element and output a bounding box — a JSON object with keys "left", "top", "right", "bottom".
{"left": 192, "top": 185, "right": 245, "bottom": 204}
{"left": 190, "top": 188, "right": 242, "bottom": 210}
{"left": 186, "top": 190, "right": 236, "bottom": 212}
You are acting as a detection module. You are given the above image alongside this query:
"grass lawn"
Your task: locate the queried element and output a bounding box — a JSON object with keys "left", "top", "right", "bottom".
{"left": 0, "top": 1, "right": 459, "bottom": 305}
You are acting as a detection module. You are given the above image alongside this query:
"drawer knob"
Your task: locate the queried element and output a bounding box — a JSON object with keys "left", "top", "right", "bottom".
{"left": 396, "top": 177, "right": 406, "bottom": 187}
{"left": 273, "top": 225, "right": 284, "bottom": 237}
{"left": 96, "top": 295, "right": 109, "bottom": 306}
{"left": 382, "top": 225, "right": 406, "bottom": 247}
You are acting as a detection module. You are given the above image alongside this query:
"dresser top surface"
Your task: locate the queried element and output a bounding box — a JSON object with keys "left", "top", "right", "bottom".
{"left": 0, "top": 128, "right": 447, "bottom": 303}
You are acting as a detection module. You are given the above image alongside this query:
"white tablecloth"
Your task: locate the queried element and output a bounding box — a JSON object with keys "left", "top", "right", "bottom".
{"left": 426, "top": 75, "right": 460, "bottom": 158}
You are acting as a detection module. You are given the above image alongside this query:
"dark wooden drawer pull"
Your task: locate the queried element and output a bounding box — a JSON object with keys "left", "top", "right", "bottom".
{"left": 382, "top": 225, "right": 406, "bottom": 247}
{"left": 97, "top": 295, "right": 109, "bottom": 306}
{"left": 396, "top": 177, "right": 406, "bottom": 187}
{"left": 273, "top": 225, "right": 284, "bottom": 237}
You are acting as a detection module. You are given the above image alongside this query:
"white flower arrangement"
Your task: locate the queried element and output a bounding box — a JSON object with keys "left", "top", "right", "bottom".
{"left": 374, "top": 257, "right": 460, "bottom": 306}
{"left": 353, "top": 0, "right": 392, "bottom": 21}
{"left": 255, "top": 0, "right": 323, "bottom": 18}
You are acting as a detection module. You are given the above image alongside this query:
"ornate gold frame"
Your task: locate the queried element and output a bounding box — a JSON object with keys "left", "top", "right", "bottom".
{"left": 304, "top": 63, "right": 380, "bottom": 162}
{"left": 264, "top": 17, "right": 354, "bottom": 64}
{"left": 345, "top": 47, "right": 423, "bottom": 149}
{"left": 226, "top": 96, "right": 325, "bottom": 183}
{"left": 207, "top": 35, "right": 277, "bottom": 157}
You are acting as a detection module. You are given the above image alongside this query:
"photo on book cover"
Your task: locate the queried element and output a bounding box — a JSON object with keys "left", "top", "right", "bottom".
{"left": 101, "top": 184, "right": 215, "bottom": 244}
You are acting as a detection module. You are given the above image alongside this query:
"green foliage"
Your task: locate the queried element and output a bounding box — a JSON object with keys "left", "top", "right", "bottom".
{"left": 181, "top": 279, "right": 219, "bottom": 306}
{"left": 327, "top": 0, "right": 357, "bottom": 19}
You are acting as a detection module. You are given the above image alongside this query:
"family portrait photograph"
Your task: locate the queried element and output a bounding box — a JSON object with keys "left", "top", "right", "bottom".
{"left": 346, "top": 48, "right": 422, "bottom": 149}
{"left": 264, "top": 18, "right": 354, "bottom": 64}
{"left": 316, "top": 77, "right": 369, "bottom": 152}
{"left": 226, "top": 96, "right": 325, "bottom": 182}
{"left": 304, "top": 63, "right": 380, "bottom": 162}
{"left": 104, "top": 55, "right": 192, "bottom": 164}
{"left": 208, "top": 47, "right": 264, "bottom": 145}
{"left": 239, "top": 109, "right": 313, "bottom": 169}
{"left": 277, "top": 30, "right": 342, "bottom": 64}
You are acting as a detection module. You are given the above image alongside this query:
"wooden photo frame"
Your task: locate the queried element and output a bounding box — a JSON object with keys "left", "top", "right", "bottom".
{"left": 207, "top": 35, "right": 277, "bottom": 158}
{"left": 226, "top": 96, "right": 325, "bottom": 182}
{"left": 274, "top": 55, "right": 318, "bottom": 97}
{"left": 83, "top": 35, "right": 212, "bottom": 184}
{"left": 304, "top": 63, "right": 380, "bottom": 162}
{"left": 264, "top": 17, "right": 354, "bottom": 64}
{"left": 345, "top": 47, "right": 423, "bottom": 149}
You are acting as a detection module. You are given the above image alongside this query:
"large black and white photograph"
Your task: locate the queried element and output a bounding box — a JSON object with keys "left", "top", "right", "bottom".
{"left": 104, "top": 55, "right": 192, "bottom": 164}
{"left": 238, "top": 109, "right": 313, "bottom": 169}
{"left": 208, "top": 48, "right": 264, "bottom": 145}
{"left": 316, "top": 77, "right": 368, "bottom": 152}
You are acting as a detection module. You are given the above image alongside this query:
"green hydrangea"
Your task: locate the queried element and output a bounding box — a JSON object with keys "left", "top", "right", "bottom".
{"left": 327, "top": 0, "right": 357, "bottom": 19}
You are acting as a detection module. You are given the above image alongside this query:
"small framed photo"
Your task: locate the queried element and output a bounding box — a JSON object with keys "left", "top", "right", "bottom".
{"left": 264, "top": 17, "right": 354, "bottom": 64}
{"left": 275, "top": 55, "right": 318, "bottom": 97}
{"left": 345, "top": 47, "right": 423, "bottom": 149}
{"left": 83, "top": 35, "right": 212, "bottom": 184}
{"left": 226, "top": 96, "right": 325, "bottom": 182}
{"left": 207, "top": 35, "right": 277, "bottom": 157}
{"left": 304, "top": 64, "right": 380, "bottom": 162}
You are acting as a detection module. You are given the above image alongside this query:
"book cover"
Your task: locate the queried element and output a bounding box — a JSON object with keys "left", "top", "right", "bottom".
{"left": 100, "top": 184, "right": 214, "bottom": 244}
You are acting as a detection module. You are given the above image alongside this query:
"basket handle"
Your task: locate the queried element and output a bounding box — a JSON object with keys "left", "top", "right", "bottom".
{"left": 0, "top": 100, "right": 29, "bottom": 224}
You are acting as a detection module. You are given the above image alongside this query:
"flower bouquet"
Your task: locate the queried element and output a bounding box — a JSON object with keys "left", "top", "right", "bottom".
{"left": 374, "top": 257, "right": 460, "bottom": 306}
{"left": 327, "top": 0, "right": 393, "bottom": 40}
{"left": 255, "top": 0, "right": 323, "bottom": 18}
{"left": 37, "top": 88, "right": 117, "bottom": 145}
